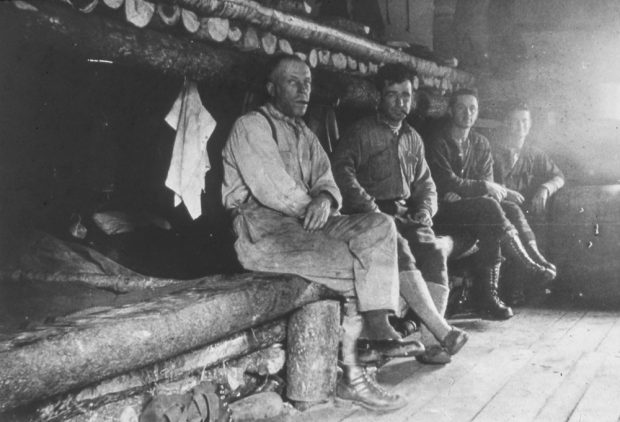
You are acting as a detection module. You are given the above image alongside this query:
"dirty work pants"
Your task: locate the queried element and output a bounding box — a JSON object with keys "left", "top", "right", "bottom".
{"left": 501, "top": 200, "right": 536, "bottom": 244}
{"left": 434, "top": 196, "right": 514, "bottom": 267}
{"left": 395, "top": 219, "right": 450, "bottom": 287}
{"left": 232, "top": 203, "right": 400, "bottom": 313}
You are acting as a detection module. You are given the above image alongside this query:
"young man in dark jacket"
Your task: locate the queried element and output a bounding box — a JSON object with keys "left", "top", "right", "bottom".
{"left": 425, "top": 89, "right": 555, "bottom": 319}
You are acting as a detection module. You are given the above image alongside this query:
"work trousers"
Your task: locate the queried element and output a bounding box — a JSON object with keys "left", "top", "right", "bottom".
{"left": 395, "top": 218, "right": 450, "bottom": 287}
{"left": 501, "top": 200, "right": 536, "bottom": 244}
{"left": 434, "top": 196, "right": 514, "bottom": 267}
{"left": 232, "top": 202, "right": 400, "bottom": 313}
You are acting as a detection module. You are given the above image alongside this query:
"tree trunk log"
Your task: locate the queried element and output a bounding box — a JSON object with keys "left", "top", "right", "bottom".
{"left": 181, "top": 7, "right": 200, "bottom": 32}
{"left": 20, "top": 339, "right": 285, "bottom": 421}
{"left": 0, "top": 271, "right": 329, "bottom": 412}
{"left": 306, "top": 48, "right": 317, "bottom": 68}
{"left": 357, "top": 61, "right": 368, "bottom": 75}
{"left": 237, "top": 25, "right": 260, "bottom": 50}
{"left": 227, "top": 21, "right": 243, "bottom": 42}
{"left": 260, "top": 30, "right": 277, "bottom": 54}
{"left": 197, "top": 16, "right": 230, "bottom": 42}
{"left": 286, "top": 301, "right": 340, "bottom": 406}
{"left": 316, "top": 49, "right": 330, "bottom": 66}
{"left": 152, "top": 0, "right": 474, "bottom": 86}
{"left": 346, "top": 55, "right": 357, "bottom": 71}
{"left": 257, "top": 0, "right": 311, "bottom": 16}
{"left": 1, "top": 270, "right": 189, "bottom": 293}
{"left": 277, "top": 37, "right": 292, "bottom": 54}
{"left": 103, "top": 0, "right": 124, "bottom": 9}
{"left": 125, "top": 0, "right": 155, "bottom": 28}
{"left": 329, "top": 52, "right": 347, "bottom": 71}
{"left": 155, "top": 3, "right": 180, "bottom": 25}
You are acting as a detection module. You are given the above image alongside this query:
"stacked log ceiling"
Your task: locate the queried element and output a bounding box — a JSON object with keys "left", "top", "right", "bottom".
{"left": 6, "top": 1, "right": 253, "bottom": 85}
{"left": 5, "top": 1, "right": 382, "bottom": 107}
{"left": 0, "top": 272, "right": 328, "bottom": 412}
{"left": 154, "top": 0, "right": 474, "bottom": 86}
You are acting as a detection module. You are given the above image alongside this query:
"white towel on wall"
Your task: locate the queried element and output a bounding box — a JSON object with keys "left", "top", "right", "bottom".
{"left": 165, "top": 80, "right": 216, "bottom": 219}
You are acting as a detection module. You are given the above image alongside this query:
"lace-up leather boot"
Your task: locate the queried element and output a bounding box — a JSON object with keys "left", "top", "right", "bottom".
{"left": 526, "top": 240, "right": 557, "bottom": 279}
{"left": 500, "top": 230, "right": 555, "bottom": 282}
{"left": 336, "top": 365, "right": 406, "bottom": 412}
{"left": 475, "top": 263, "right": 514, "bottom": 320}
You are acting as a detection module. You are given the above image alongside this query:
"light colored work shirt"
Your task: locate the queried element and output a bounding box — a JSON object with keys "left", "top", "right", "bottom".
{"left": 222, "top": 103, "right": 342, "bottom": 217}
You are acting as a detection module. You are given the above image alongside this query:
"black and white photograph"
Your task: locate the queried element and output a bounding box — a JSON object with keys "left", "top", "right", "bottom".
{"left": 1, "top": 1, "right": 620, "bottom": 421}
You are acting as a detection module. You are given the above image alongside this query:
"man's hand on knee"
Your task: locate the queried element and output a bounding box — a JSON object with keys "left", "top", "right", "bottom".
{"left": 303, "top": 193, "right": 332, "bottom": 231}
{"left": 506, "top": 188, "right": 524, "bottom": 205}
{"left": 484, "top": 181, "right": 507, "bottom": 202}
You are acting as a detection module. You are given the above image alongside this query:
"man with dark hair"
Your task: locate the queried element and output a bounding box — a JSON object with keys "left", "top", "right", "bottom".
{"left": 491, "top": 101, "right": 564, "bottom": 303}
{"left": 332, "top": 63, "right": 468, "bottom": 365}
{"left": 222, "top": 54, "right": 414, "bottom": 411}
{"left": 425, "top": 89, "right": 555, "bottom": 319}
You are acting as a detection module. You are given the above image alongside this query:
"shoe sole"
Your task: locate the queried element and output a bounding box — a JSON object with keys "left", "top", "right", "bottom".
{"left": 334, "top": 396, "right": 407, "bottom": 412}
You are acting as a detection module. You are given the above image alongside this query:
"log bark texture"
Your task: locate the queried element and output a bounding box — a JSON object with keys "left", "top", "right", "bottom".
{"left": 286, "top": 300, "right": 340, "bottom": 404}
{"left": 2, "top": 270, "right": 186, "bottom": 293}
{"left": 23, "top": 342, "right": 285, "bottom": 421}
{"left": 5, "top": 1, "right": 253, "bottom": 84}
{"left": 0, "top": 272, "right": 329, "bottom": 412}
{"left": 152, "top": 0, "right": 474, "bottom": 86}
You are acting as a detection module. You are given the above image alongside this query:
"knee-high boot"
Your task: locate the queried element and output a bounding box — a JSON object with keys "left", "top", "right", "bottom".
{"left": 475, "top": 262, "right": 514, "bottom": 320}
{"left": 526, "top": 240, "right": 557, "bottom": 278}
{"left": 500, "top": 230, "right": 555, "bottom": 282}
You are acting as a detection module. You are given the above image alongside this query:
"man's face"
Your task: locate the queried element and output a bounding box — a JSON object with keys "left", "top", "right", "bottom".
{"left": 506, "top": 109, "right": 531, "bottom": 141}
{"left": 450, "top": 94, "right": 479, "bottom": 129}
{"left": 378, "top": 80, "right": 413, "bottom": 124}
{"left": 267, "top": 59, "right": 311, "bottom": 118}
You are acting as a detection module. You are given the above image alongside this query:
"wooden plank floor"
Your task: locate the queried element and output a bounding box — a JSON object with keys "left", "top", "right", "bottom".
{"left": 288, "top": 305, "right": 620, "bottom": 422}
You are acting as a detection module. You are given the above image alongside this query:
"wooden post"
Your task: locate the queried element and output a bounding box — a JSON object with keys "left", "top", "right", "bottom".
{"left": 286, "top": 300, "right": 340, "bottom": 408}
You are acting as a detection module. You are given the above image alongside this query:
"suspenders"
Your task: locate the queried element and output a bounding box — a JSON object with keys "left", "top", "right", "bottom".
{"left": 255, "top": 108, "right": 278, "bottom": 145}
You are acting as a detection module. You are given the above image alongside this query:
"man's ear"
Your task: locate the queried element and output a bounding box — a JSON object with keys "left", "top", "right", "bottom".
{"left": 266, "top": 81, "right": 275, "bottom": 98}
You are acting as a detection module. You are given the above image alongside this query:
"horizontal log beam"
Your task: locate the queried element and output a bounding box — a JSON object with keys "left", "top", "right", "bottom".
{"left": 4, "top": 2, "right": 447, "bottom": 111}
{"left": 16, "top": 324, "right": 286, "bottom": 421}
{"left": 153, "top": 0, "right": 474, "bottom": 86}
{"left": 4, "top": 0, "right": 253, "bottom": 84}
{"left": 0, "top": 272, "right": 329, "bottom": 412}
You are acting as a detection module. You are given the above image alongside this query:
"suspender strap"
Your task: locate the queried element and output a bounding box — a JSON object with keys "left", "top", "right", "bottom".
{"left": 256, "top": 108, "right": 278, "bottom": 145}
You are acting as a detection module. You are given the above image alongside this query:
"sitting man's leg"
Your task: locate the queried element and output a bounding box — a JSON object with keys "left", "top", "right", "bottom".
{"left": 435, "top": 197, "right": 514, "bottom": 319}
{"left": 233, "top": 208, "right": 411, "bottom": 410}
{"left": 396, "top": 228, "right": 468, "bottom": 364}
{"left": 501, "top": 200, "right": 556, "bottom": 278}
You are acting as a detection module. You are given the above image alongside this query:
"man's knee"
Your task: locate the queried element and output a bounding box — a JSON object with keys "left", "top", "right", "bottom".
{"left": 474, "top": 196, "right": 504, "bottom": 215}
{"left": 363, "top": 212, "right": 398, "bottom": 238}
{"left": 502, "top": 200, "right": 525, "bottom": 221}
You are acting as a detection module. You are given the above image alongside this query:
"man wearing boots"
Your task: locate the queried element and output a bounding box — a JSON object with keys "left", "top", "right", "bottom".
{"left": 222, "top": 54, "right": 418, "bottom": 411}
{"left": 491, "top": 101, "right": 564, "bottom": 304}
{"left": 425, "top": 89, "right": 555, "bottom": 320}
{"left": 332, "top": 64, "right": 468, "bottom": 365}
